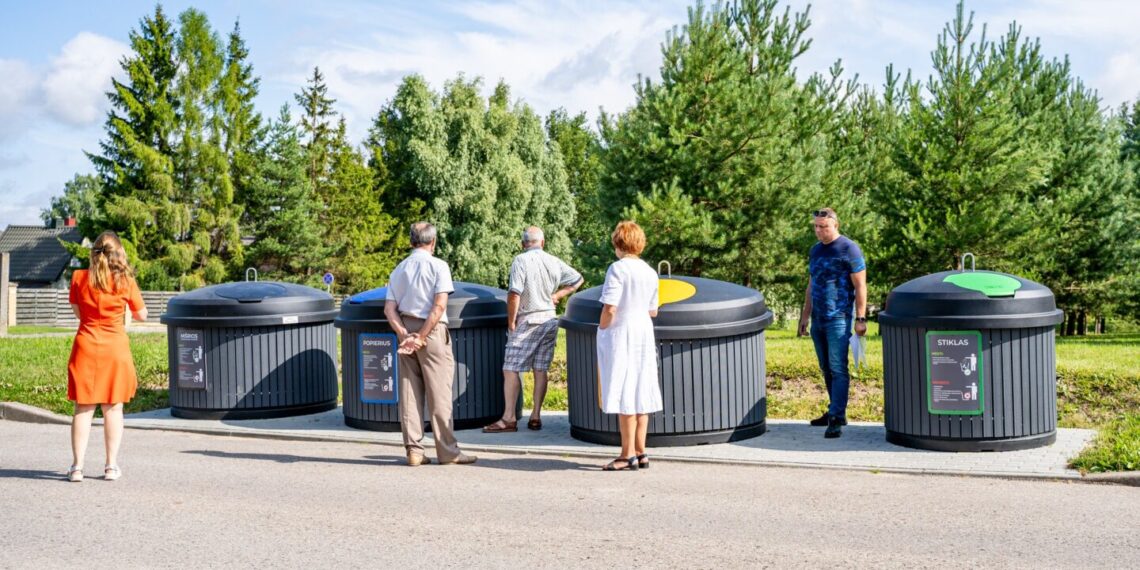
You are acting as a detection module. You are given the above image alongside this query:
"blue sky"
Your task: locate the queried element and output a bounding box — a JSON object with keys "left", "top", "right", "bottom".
{"left": 2, "top": 0, "right": 1139, "bottom": 230}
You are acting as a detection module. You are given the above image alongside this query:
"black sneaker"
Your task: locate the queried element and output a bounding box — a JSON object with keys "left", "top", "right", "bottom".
{"left": 809, "top": 412, "right": 830, "bottom": 426}
{"left": 824, "top": 416, "right": 843, "bottom": 438}
{"left": 810, "top": 413, "right": 847, "bottom": 427}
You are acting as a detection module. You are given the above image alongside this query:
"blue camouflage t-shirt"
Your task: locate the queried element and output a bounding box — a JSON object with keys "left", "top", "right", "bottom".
{"left": 809, "top": 235, "right": 866, "bottom": 321}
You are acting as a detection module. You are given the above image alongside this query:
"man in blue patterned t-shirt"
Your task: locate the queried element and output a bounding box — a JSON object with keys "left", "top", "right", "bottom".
{"left": 797, "top": 208, "right": 868, "bottom": 439}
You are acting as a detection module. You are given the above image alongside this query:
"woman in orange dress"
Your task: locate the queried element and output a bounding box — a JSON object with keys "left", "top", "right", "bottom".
{"left": 66, "top": 231, "right": 147, "bottom": 482}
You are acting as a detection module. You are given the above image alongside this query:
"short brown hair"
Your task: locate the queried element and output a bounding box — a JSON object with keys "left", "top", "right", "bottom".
{"left": 611, "top": 220, "right": 646, "bottom": 256}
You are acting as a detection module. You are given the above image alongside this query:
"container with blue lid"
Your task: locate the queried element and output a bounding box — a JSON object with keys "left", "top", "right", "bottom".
{"left": 335, "top": 282, "right": 516, "bottom": 431}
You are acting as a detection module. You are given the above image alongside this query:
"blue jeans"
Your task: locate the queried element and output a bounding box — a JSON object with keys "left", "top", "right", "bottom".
{"left": 810, "top": 316, "right": 852, "bottom": 420}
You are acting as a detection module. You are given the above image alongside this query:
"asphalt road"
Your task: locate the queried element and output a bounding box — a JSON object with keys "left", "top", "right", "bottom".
{"left": 1, "top": 420, "right": 1137, "bottom": 568}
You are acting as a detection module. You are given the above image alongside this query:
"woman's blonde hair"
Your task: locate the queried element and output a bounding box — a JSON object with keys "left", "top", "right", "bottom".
{"left": 89, "top": 231, "right": 134, "bottom": 293}
{"left": 611, "top": 220, "right": 646, "bottom": 256}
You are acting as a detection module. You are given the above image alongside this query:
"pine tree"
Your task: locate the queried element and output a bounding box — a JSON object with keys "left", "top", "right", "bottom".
{"left": 871, "top": 3, "right": 1051, "bottom": 288}
{"left": 1109, "top": 98, "right": 1140, "bottom": 320}
{"left": 599, "top": 0, "right": 836, "bottom": 304}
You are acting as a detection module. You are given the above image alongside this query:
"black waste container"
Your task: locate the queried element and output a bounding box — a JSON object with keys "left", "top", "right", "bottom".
{"left": 160, "top": 281, "right": 339, "bottom": 419}
{"left": 560, "top": 275, "right": 774, "bottom": 447}
{"left": 878, "top": 267, "right": 1064, "bottom": 451}
{"left": 335, "top": 282, "right": 518, "bottom": 431}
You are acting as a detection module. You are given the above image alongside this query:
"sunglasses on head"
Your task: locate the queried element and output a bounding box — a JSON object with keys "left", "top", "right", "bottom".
{"left": 812, "top": 210, "right": 835, "bottom": 220}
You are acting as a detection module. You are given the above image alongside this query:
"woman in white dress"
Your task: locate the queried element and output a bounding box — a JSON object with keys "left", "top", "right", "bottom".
{"left": 597, "top": 221, "right": 663, "bottom": 471}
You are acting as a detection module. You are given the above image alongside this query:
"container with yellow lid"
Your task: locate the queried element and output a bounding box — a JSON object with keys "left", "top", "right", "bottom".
{"left": 560, "top": 274, "right": 773, "bottom": 446}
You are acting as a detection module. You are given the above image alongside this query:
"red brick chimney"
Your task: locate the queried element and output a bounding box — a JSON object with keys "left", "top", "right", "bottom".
{"left": 65, "top": 217, "right": 77, "bottom": 227}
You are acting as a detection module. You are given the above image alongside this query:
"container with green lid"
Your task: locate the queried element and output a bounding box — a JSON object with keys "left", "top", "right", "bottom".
{"left": 878, "top": 255, "right": 1064, "bottom": 451}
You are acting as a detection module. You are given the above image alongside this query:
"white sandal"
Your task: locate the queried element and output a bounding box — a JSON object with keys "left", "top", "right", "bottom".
{"left": 104, "top": 465, "right": 121, "bottom": 481}
{"left": 67, "top": 466, "right": 83, "bottom": 482}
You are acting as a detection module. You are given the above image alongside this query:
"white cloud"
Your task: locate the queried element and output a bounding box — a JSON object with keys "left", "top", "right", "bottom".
{"left": 40, "top": 32, "right": 129, "bottom": 126}
{"left": 1097, "top": 52, "right": 1140, "bottom": 109}
{"left": 280, "top": 0, "right": 689, "bottom": 141}
{"left": 0, "top": 59, "right": 38, "bottom": 142}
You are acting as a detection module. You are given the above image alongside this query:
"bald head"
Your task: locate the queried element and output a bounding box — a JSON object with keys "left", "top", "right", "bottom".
{"left": 522, "top": 226, "right": 544, "bottom": 248}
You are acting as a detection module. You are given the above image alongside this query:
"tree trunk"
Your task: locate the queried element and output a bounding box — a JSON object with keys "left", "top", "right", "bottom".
{"left": 1077, "top": 311, "right": 1087, "bottom": 336}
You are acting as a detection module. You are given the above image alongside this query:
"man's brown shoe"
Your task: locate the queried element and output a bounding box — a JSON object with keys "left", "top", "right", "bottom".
{"left": 407, "top": 454, "right": 431, "bottom": 466}
{"left": 440, "top": 454, "right": 477, "bottom": 465}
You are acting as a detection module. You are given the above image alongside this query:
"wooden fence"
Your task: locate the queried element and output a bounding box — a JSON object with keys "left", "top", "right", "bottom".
{"left": 13, "top": 289, "right": 181, "bottom": 327}
{"left": 11, "top": 288, "right": 347, "bottom": 327}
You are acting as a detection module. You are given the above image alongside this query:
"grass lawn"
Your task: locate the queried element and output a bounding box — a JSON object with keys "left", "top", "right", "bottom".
{"left": 6, "top": 325, "right": 75, "bottom": 335}
{"left": 0, "top": 333, "right": 168, "bottom": 416}
{"left": 2, "top": 326, "right": 1135, "bottom": 472}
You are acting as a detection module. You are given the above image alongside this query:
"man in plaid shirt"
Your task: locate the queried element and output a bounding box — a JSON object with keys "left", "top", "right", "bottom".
{"left": 483, "top": 226, "right": 583, "bottom": 433}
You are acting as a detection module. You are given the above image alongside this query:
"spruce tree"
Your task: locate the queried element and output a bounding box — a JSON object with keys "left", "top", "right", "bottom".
{"left": 245, "top": 107, "right": 330, "bottom": 282}
{"left": 294, "top": 67, "right": 338, "bottom": 206}
{"left": 87, "top": 5, "right": 179, "bottom": 288}
{"left": 325, "top": 118, "right": 402, "bottom": 291}
{"left": 219, "top": 21, "right": 264, "bottom": 231}
{"left": 172, "top": 8, "right": 240, "bottom": 288}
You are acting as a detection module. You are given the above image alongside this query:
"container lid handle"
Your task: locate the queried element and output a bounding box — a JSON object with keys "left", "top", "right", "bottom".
{"left": 657, "top": 260, "right": 672, "bottom": 277}
{"left": 960, "top": 253, "right": 975, "bottom": 272}
{"left": 245, "top": 267, "right": 258, "bottom": 282}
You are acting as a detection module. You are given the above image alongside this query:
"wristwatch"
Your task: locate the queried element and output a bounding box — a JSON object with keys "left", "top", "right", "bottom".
{"left": 855, "top": 317, "right": 867, "bottom": 323}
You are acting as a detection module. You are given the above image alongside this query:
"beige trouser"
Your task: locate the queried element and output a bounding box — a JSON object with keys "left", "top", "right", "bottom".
{"left": 398, "top": 317, "right": 462, "bottom": 462}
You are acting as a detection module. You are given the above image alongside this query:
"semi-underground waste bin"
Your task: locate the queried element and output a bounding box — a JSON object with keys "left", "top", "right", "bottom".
{"left": 160, "top": 281, "right": 339, "bottom": 420}
{"left": 559, "top": 275, "right": 774, "bottom": 447}
{"left": 335, "top": 282, "right": 518, "bottom": 431}
{"left": 878, "top": 261, "right": 1064, "bottom": 451}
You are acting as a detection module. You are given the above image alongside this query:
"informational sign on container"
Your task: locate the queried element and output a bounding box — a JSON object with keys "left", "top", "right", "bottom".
{"left": 176, "top": 328, "right": 207, "bottom": 390}
{"left": 925, "top": 331, "right": 984, "bottom": 415}
{"left": 360, "top": 333, "right": 398, "bottom": 404}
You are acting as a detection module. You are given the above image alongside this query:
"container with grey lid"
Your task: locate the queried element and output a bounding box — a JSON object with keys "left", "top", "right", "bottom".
{"left": 160, "top": 281, "right": 339, "bottom": 420}
{"left": 559, "top": 275, "right": 774, "bottom": 447}
{"left": 878, "top": 259, "right": 1064, "bottom": 451}
{"left": 335, "top": 282, "right": 518, "bottom": 431}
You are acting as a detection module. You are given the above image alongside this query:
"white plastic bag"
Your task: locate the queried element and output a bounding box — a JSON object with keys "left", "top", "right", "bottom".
{"left": 850, "top": 333, "right": 867, "bottom": 372}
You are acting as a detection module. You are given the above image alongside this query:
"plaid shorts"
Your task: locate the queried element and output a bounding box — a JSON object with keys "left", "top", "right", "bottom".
{"left": 503, "top": 316, "right": 559, "bottom": 372}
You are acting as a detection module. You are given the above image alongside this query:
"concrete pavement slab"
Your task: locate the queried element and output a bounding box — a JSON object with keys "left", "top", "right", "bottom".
{"left": 122, "top": 407, "right": 1099, "bottom": 482}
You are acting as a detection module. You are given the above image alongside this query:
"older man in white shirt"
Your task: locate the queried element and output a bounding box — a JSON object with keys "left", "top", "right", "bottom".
{"left": 483, "top": 226, "right": 583, "bottom": 433}
{"left": 383, "top": 222, "right": 476, "bottom": 466}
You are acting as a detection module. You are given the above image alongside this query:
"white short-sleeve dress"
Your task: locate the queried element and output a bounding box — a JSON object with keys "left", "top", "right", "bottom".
{"left": 596, "top": 257, "right": 663, "bottom": 415}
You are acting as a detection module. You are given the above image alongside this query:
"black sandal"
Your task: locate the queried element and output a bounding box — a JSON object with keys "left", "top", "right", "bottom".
{"left": 603, "top": 457, "right": 638, "bottom": 471}
{"left": 636, "top": 454, "right": 649, "bottom": 469}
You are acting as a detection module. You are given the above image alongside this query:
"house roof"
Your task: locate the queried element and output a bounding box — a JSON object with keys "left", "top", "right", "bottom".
{"left": 0, "top": 225, "right": 84, "bottom": 283}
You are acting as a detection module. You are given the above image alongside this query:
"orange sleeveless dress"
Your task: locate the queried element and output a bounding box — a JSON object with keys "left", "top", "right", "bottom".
{"left": 67, "top": 270, "right": 144, "bottom": 404}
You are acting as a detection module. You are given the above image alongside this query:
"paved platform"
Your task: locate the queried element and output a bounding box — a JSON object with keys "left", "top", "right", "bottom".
{"left": 123, "top": 407, "right": 1097, "bottom": 481}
